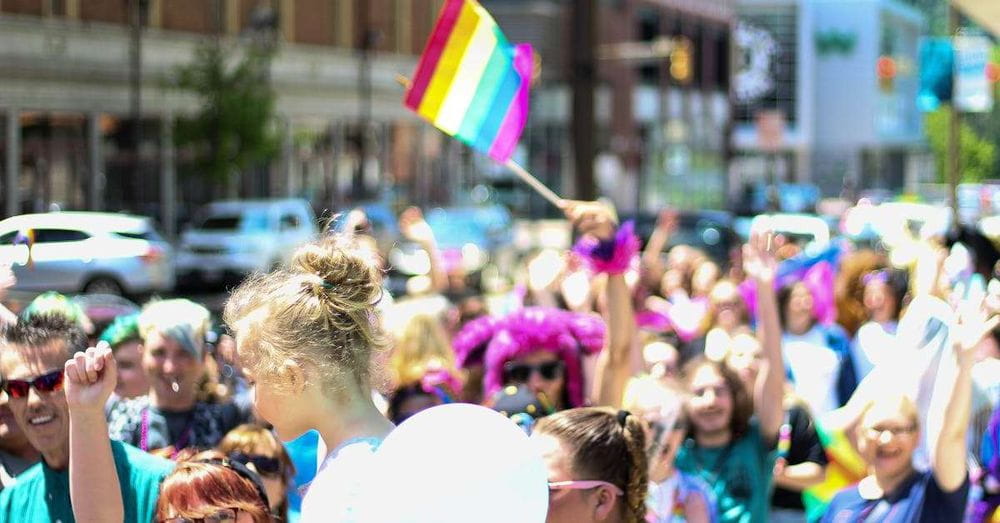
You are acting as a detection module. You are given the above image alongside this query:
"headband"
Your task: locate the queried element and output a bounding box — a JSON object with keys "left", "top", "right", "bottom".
{"left": 196, "top": 458, "right": 270, "bottom": 512}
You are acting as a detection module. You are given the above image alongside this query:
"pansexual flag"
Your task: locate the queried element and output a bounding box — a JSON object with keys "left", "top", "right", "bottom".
{"left": 404, "top": 0, "right": 533, "bottom": 163}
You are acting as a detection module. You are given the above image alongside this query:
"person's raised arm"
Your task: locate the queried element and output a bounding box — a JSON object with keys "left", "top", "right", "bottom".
{"left": 744, "top": 230, "right": 785, "bottom": 442}
{"left": 934, "top": 301, "right": 998, "bottom": 491}
{"left": 0, "top": 264, "right": 17, "bottom": 326}
{"left": 562, "top": 200, "right": 636, "bottom": 408}
{"left": 641, "top": 209, "right": 677, "bottom": 288}
{"left": 400, "top": 207, "right": 448, "bottom": 294}
{"left": 66, "top": 344, "right": 123, "bottom": 523}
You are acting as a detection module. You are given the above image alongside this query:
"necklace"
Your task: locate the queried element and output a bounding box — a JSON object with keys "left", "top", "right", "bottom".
{"left": 140, "top": 406, "right": 196, "bottom": 459}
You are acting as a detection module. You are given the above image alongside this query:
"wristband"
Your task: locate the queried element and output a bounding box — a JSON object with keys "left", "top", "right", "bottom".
{"left": 572, "top": 220, "right": 640, "bottom": 275}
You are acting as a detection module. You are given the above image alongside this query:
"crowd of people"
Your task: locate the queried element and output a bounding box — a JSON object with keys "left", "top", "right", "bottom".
{"left": 0, "top": 199, "right": 999, "bottom": 522}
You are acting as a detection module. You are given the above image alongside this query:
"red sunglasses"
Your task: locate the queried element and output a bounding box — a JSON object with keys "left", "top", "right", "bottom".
{"left": 2, "top": 369, "right": 65, "bottom": 399}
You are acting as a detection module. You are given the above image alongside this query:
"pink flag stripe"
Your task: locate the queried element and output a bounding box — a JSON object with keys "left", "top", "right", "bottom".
{"left": 487, "top": 43, "right": 533, "bottom": 162}
{"left": 404, "top": 0, "right": 464, "bottom": 110}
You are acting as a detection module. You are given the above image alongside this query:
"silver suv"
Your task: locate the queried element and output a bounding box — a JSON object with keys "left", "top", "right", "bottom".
{"left": 176, "top": 199, "right": 318, "bottom": 285}
{"left": 0, "top": 212, "right": 175, "bottom": 296}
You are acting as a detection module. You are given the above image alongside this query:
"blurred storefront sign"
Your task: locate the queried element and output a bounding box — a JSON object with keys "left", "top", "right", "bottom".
{"left": 953, "top": 35, "right": 994, "bottom": 113}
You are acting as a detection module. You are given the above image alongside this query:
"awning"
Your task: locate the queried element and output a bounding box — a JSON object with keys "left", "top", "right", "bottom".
{"left": 951, "top": 0, "right": 1000, "bottom": 38}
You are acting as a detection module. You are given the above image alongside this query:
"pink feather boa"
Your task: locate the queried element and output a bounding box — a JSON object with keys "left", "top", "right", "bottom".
{"left": 572, "top": 221, "right": 641, "bottom": 275}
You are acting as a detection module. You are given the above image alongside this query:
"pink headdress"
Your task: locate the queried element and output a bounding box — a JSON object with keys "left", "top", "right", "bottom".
{"left": 454, "top": 307, "right": 606, "bottom": 408}
{"left": 452, "top": 314, "right": 500, "bottom": 368}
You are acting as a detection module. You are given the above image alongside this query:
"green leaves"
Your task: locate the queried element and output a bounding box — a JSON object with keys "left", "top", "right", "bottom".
{"left": 172, "top": 44, "right": 280, "bottom": 187}
{"left": 924, "top": 106, "right": 997, "bottom": 183}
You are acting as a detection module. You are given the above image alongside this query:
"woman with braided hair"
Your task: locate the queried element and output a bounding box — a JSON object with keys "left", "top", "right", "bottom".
{"left": 222, "top": 232, "right": 394, "bottom": 522}
{"left": 532, "top": 407, "right": 649, "bottom": 523}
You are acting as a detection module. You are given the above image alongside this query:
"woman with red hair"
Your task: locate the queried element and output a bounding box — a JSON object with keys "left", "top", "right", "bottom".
{"left": 156, "top": 450, "right": 272, "bottom": 523}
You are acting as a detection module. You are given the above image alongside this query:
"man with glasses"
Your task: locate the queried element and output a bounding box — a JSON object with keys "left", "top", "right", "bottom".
{"left": 0, "top": 313, "right": 172, "bottom": 522}
{"left": 821, "top": 305, "right": 996, "bottom": 522}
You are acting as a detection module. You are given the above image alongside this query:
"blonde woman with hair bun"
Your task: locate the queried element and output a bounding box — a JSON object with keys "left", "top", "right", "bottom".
{"left": 223, "top": 233, "right": 394, "bottom": 522}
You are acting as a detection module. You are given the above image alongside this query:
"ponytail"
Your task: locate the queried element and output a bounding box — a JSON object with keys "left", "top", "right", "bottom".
{"left": 619, "top": 412, "right": 649, "bottom": 523}
{"left": 534, "top": 407, "right": 649, "bottom": 523}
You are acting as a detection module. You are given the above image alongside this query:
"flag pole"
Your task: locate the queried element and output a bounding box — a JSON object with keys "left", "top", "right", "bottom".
{"left": 504, "top": 159, "right": 563, "bottom": 207}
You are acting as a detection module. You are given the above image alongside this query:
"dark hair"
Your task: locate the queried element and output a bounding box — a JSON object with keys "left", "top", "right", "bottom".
{"left": 534, "top": 407, "right": 648, "bottom": 523}
{"left": 777, "top": 281, "right": 815, "bottom": 330}
{"left": 877, "top": 269, "right": 909, "bottom": 321}
{"left": 680, "top": 356, "right": 753, "bottom": 441}
{"left": 387, "top": 384, "right": 436, "bottom": 424}
{"left": 0, "top": 313, "right": 88, "bottom": 377}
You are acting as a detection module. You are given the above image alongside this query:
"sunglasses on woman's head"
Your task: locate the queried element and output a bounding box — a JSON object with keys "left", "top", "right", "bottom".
{"left": 548, "top": 480, "right": 623, "bottom": 500}
{"left": 2, "top": 369, "right": 64, "bottom": 399}
{"left": 161, "top": 508, "right": 238, "bottom": 523}
{"left": 503, "top": 360, "right": 564, "bottom": 383}
{"left": 228, "top": 451, "right": 281, "bottom": 476}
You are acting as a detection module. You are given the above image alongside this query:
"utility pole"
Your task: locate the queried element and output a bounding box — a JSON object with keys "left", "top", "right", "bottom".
{"left": 356, "top": 0, "right": 374, "bottom": 201}
{"left": 948, "top": 5, "right": 960, "bottom": 222}
{"left": 129, "top": 0, "right": 146, "bottom": 206}
{"left": 570, "top": 0, "right": 596, "bottom": 201}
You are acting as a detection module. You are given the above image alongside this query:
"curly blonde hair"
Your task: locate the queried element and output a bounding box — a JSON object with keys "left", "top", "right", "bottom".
{"left": 223, "top": 234, "right": 387, "bottom": 393}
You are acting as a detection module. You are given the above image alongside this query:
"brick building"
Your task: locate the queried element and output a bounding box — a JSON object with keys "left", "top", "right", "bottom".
{"left": 0, "top": 0, "right": 464, "bottom": 236}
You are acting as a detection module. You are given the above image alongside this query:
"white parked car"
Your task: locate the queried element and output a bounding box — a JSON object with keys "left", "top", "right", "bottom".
{"left": 0, "top": 212, "right": 175, "bottom": 296}
{"left": 744, "top": 213, "right": 832, "bottom": 255}
{"left": 176, "top": 199, "right": 318, "bottom": 285}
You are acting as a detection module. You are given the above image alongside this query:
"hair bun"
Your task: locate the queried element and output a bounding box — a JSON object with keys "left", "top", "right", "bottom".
{"left": 291, "top": 237, "right": 383, "bottom": 311}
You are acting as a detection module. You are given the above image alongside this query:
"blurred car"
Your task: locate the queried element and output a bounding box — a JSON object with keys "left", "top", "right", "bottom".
{"left": 389, "top": 205, "right": 513, "bottom": 277}
{"left": 841, "top": 202, "right": 951, "bottom": 245}
{"left": 743, "top": 213, "right": 830, "bottom": 250}
{"left": 0, "top": 212, "right": 174, "bottom": 296}
{"left": 175, "top": 199, "right": 317, "bottom": 286}
{"left": 628, "top": 210, "right": 739, "bottom": 268}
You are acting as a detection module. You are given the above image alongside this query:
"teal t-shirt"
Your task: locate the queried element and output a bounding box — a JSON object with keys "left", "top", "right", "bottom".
{"left": 675, "top": 420, "right": 777, "bottom": 523}
{"left": 0, "top": 440, "right": 173, "bottom": 523}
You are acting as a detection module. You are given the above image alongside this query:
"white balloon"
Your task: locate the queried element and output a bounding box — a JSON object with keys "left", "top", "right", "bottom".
{"left": 359, "top": 403, "right": 549, "bottom": 522}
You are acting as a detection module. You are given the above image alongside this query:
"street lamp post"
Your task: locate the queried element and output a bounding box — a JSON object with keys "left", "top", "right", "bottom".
{"left": 248, "top": 1, "right": 279, "bottom": 197}
{"left": 570, "top": 0, "right": 597, "bottom": 201}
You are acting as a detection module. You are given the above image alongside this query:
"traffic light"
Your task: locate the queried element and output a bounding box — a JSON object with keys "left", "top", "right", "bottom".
{"left": 669, "top": 37, "right": 693, "bottom": 84}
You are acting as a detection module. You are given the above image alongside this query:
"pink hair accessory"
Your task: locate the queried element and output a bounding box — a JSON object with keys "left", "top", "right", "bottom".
{"left": 739, "top": 260, "right": 837, "bottom": 326}
{"left": 452, "top": 314, "right": 500, "bottom": 368}
{"left": 420, "top": 368, "right": 463, "bottom": 401}
{"left": 463, "top": 307, "right": 606, "bottom": 408}
{"left": 636, "top": 310, "right": 671, "bottom": 331}
{"left": 572, "top": 221, "right": 641, "bottom": 275}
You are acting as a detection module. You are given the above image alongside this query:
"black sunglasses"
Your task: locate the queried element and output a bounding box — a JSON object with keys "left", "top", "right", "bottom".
{"left": 228, "top": 451, "right": 281, "bottom": 477}
{"left": 503, "top": 360, "right": 564, "bottom": 384}
{"left": 2, "top": 369, "right": 64, "bottom": 399}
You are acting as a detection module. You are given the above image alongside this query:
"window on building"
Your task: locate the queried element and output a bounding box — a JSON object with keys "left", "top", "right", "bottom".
{"left": 3, "top": 0, "right": 44, "bottom": 16}
{"left": 279, "top": 214, "right": 300, "bottom": 231}
{"left": 80, "top": 0, "right": 128, "bottom": 24}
